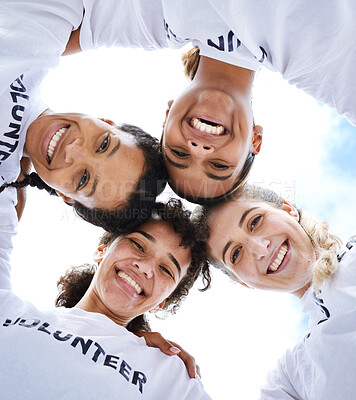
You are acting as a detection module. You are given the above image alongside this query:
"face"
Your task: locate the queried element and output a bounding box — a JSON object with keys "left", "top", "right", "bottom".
{"left": 89, "top": 219, "right": 191, "bottom": 325}
{"left": 25, "top": 112, "right": 145, "bottom": 210}
{"left": 207, "top": 198, "right": 316, "bottom": 297}
{"left": 162, "top": 86, "right": 263, "bottom": 198}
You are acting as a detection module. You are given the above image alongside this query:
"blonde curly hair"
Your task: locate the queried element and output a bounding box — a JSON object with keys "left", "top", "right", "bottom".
{"left": 202, "top": 184, "right": 342, "bottom": 292}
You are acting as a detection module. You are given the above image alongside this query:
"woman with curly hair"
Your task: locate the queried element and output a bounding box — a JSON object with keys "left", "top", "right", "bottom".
{"left": 0, "top": 197, "right": 211, "bottom": 399}
{"left": 201, "top": 184, "right": 356, "bottom": 399}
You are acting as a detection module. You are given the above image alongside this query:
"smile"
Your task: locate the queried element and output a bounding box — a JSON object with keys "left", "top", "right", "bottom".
{"left": 267, "top": 242, "right": 288, "bottom": 273}
{"left": 117, "top": 270, "right": 143, "bottom": 295}
{"left": 47, "top": 126, "right": 68, "bottom": 163}
{"left": 190, "top": 117, "right": 226, "bottom": 135}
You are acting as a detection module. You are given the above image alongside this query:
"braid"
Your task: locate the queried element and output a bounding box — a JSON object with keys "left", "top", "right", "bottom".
{"left": 0, "top": 172, "right": 57, "bottom": 196}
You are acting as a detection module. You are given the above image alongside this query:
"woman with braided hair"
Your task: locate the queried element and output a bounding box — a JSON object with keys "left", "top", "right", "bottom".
{"left": 0, "top": 104, "right": 166, "bottom": 233}
{"left": 200, "top": 184, "right": 356, "bottom": 399}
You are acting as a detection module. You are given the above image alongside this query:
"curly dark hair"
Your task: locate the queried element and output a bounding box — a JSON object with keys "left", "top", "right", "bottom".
{"left": 0, "top": 123, "right": 168, "bottom": 234}
{"left": 56, "top": 199, "right": 211, "bottom": 332}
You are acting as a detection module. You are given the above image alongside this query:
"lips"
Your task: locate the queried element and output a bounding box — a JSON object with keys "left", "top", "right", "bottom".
{"left": 188, "top": 115, "right": 229, "bottom": 137}
{"left": 43, "top": 124, "right": 70, "bottom": 164}
{"left": 115, "top": 269, "right": 144, "bottom": 296}
{"left": 267, "top": 242, "right": 289, "bottom": 274}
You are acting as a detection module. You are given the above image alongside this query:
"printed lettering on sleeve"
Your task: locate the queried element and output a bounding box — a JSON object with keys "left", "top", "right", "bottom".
{"left": 0, "top": 74, "right": 29, "bottom": 170}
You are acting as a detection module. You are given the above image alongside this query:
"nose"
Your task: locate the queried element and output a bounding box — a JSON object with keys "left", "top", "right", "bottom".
{"left": 249, "top": 237, "right": 270, "bottom": 260}
{"left": 187, "top": 139, "right": 214, "bottom": 159}
{"left": 64, "top": 138, "right": 83, "bottom": 165}
{"left": 133, "top": 258, "right": 154, "bottom": 279}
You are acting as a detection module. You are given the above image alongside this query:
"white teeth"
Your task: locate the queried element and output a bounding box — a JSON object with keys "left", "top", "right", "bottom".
{"left": 117, "top": 271, "right": 143, "bottom": 295}
{"left": 191, "top": 117, "right": 224, "bottom": 135}
{"left": 269, "top": 244, "right": 288, "bottom": 272}
{"left": 47, "top": 127, "right": 67, "bottom": 162}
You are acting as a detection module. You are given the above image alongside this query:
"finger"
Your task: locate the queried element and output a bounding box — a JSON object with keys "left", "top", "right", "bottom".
{"left": 170, "top": 342, "right": 198, "bottom": 379}
{"left": 135, "top": 332, "right": 181, "bottom": 355}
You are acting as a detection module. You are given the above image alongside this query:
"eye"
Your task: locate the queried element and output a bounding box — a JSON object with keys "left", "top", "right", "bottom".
{"left": 97, "top": 135, "right": 110, "bottom": 152}
{"left": 77, "top": 170, "right": 89, "bottom": 190}
{"left": 171, "top": 149, "right": 189, "bottom": 158}
{"left": 231, "top": 246, "right": 242, "bottom": 264}
{"left": 209, "top": 161, "right": 228, "bottom": 170}
{"left": 160, "top": 265, "right": 174, "bottom": 279}
{"left": 250, "top": 215, "right": 262, "bottom": 231}
{"left": 129, "top": 239, "right": 144, "bottom": 252}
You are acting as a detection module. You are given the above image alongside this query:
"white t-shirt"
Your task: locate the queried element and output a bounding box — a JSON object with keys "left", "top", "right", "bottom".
{"left": 0, "top": 0, "right": 84, "bottom": 187}
{"left": 81, "top": 0, "right": 356, "bottom": 126}
{"left": 0, "top": 72, "right": 47, "bottom": 188}
{"left": 0, "top": 194, "right": 212, "bottom": 400}
{"left": 161, "top": 0, "right": 356, "bottom": 126}
{"left": 260, "top": 237, "right": 356, "bottom": 400}
{"left": 0, "top": 0, "right": 83, "bottom": 95}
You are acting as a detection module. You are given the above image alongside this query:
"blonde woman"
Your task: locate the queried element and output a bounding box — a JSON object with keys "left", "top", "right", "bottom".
{"left": 201, "top": 184, "right": 356, "bottom": 399}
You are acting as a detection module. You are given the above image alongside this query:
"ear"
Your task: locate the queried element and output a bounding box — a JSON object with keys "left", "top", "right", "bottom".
{"left": 56, "top": 190, "right": 74, "bottom": 204}
{"left": 163, "top": 100, "right": 174, "bottom": 125}
{"left": 251, "top": 125, "right": 263, "bottom": 155}
{"left": 281, "top": 200, "right": 299, "bottom": 220}
{"left": 98, "top": 118, "right": 116, "bottom": 127}
{"left": 93, "top": 244, "right": 107, "bottom": 263}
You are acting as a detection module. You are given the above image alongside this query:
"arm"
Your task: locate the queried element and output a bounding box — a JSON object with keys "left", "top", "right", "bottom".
{"left": 0, "top": 188, "right": 18, "bottom": 291}
{"left": 259, "top": 354, "right": 303, "bottom": 400}
{"left": 135, "top": 331, "right": 200, "bottom": 379}
{"left": 62, "top": 27, "right": 82, "bottom": 56}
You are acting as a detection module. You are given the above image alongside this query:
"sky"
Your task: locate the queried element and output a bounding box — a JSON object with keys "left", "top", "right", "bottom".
{"left": 10, "top": 46, "right": 356, "bottom": 399}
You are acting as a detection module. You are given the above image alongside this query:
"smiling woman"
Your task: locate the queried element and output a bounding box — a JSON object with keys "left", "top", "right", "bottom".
{"left": 162, "top": 50, "right": 263, "bottom": 204}
{"left": 0, "top": 197, "right": 212, "bottom": 399}
{"left": 197, "top": 184, "right": 356, "bottom": 399}
{"left": 0, "top": 106, "right": 167, "bottom": 232}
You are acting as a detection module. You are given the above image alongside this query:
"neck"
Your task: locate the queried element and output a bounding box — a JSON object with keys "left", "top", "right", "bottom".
{"left": 292, "top": 281, "right": 312, "bottom": 299}
{"left": 75, "top": 291, "right": 133, "bottom": 327}
{"left": 194, "top": 56, "right": 255, "bottom": 97}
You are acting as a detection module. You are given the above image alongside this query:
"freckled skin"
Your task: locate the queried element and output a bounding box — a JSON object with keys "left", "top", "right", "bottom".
{"left": 207, "top": 198, "right": 316, "bottom": 297}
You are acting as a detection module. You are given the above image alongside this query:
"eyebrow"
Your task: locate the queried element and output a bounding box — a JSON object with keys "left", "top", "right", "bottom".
{"left": 87, "top": 177, "right": 98, "bottom": 198}
{"left": 169, "top": 253, "right": 181, "bottom": 277}
{"left": 136, "top": 231, "right": 181, "bottom": 276}
{"left": 107, "top": 137, "right": 121, "bottom": 158}
{"left": 204, "top": 171, "right": 233, "bottom": 181}
{"left": 165, "top": 150, "right": 233, "bottom": 180}
{"left": 221, "top": 207, "right": 259, "bottom": 262}
{"left": 85, "top": 138, "right": 121, "bottom": 198}
{"left": 239, "top": 207, "right": 259, "bottom": 227}
{"left": 222, "top": 240, "right": 233, "bottom": 264}
{"left": 164, "top": 151, "right": 189, "bottom": 169}
{"left": 136, "top": 230, "right": 156, "bottom": 242}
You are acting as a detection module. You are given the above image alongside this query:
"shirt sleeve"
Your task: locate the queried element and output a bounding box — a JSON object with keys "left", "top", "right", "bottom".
{"left": 0, "top": 188, "right": 18, "bottom": 291}
{"left": 80, "top": 0, "right": 168, "bottom": 51}
{"left": 195, "top": 39, "right": 261, "bottom": 72}
{"left": 259, "top": 353, "right": 303, "bottom": 400}
{"left": 185, "top": 378, "right": 212, "bottom": 400}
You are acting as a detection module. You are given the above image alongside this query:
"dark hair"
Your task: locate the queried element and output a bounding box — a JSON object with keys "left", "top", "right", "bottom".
{"left": 1, "top": 123, "right": 168, "bottom": 234}
{"left": 55, "top": 199, "right": 211, "bottom": 332}
{"left": 169, "top": 152, "right": 255, "bottom": 205}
